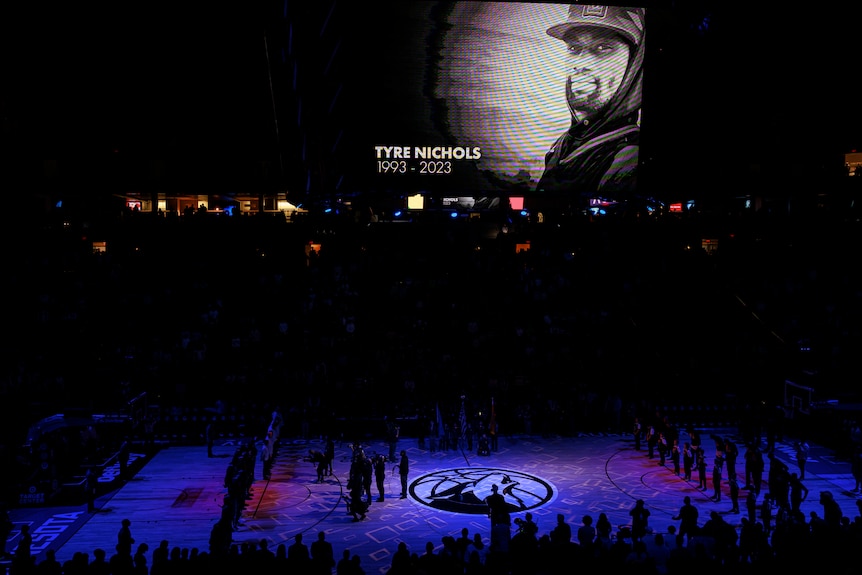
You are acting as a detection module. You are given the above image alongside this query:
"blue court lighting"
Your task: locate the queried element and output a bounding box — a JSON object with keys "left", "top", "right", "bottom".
{"left": 520, "top": 210, "right": 527, "bottom": 217}
{"left": 393, "top": 210, "right": 402, "bottom": 218}
{"left": 324, "top": 208, "right": 332, "bottom": 213}
{"left": 450, "top": 211, "right": 458, "bottom": 218}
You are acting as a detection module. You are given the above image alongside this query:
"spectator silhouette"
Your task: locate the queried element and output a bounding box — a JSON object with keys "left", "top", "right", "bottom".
{"left": 287, "top": 533, "right": 311, "bottom": 574}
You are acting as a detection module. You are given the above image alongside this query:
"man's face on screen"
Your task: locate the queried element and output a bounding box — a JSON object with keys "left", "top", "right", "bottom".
{"left": 562, "top": 27, "right": 631, "bottom": 121}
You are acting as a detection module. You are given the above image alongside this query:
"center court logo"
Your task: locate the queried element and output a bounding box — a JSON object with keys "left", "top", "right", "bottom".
{"left": 409, "top": 467, "right": 555, "bottom": 515}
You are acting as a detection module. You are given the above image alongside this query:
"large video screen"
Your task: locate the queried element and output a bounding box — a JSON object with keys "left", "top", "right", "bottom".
{"left": 277, "top": 2, "right": 646, "bottom": 210}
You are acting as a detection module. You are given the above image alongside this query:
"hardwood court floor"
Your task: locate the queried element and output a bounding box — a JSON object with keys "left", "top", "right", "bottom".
{"left": 7, "top": 431, "right": 859, "bottom": 573}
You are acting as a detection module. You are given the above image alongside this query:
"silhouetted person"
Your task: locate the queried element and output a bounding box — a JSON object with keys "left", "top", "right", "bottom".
{"left": 308, "top": 449, "right": 326, "bottom": 483}
{"left": 744, "top": 442, "right": 764, "bottom": 493}
{"left": 768, "top": 452, "right": 790, "bottom": 510}
{"left": 696, "top": 446, "right": 708, "bottom": 490}
{"left": 672, "top": 495, "right": 699, "bottom": 543}
{"left": 347, "top": 482, "right": 367, "bottom": 522}
{"left": 325, "top": 436, "right": 335, "bottom": 477}
{"left": 12, "top": 523, "right": 32, "bottom": 574}
{"left": 795, "top": 439, "right": 809, "bottom": 480}
{"left": 260, "top": 439, "right": 273, "bottom": 481}
{"left": 486, "top": 484, "right": 509, "bottom": 527}
{"left": 287, "top": 533, "right": 310, "bottom": 573}
{"left": 577, "top": 514, "right": 596, "bottom": 552}
{"left": 486, "top": 483, "right": 511, "bottom": 553}
{"left": 35, "top": 548, "right": 61, "bottom": 575}
{"left": 336, "top": 550, "right": 352, "bottom": 575}
{"left": 373, "top": 455, "right": 386, "bottom": 502}
{"left": 386, "top": 417, "right": 399, "bottom": 461}
{"left": 629, "top": 499, "right": 650, "bottom": 541}
{"left": 85, "top": 468, "right": 98, "bottom": 513}
{"left": 151, "top": 540, "right": 170, "bottom": 574}
{"left": 723, "top": 437, "right": 738, "bottom": 479}
{"left": 711, "top": 452, "right": 725, "bottom": 502}
{"left": 746, "top": 490, "right": 758, "bottom": 525}
{"left": 819, "top": 490, "right": 843, "bottom": 530}
{"left": 728, "top": 476, "right": 740, "bottom": 513}
{"left": 350, "top": 554, "right": 366, "bottom": 575}
{"left": 208, "top": 518, "right": 232, "bottom": 557}
{"left": 87, "top": 548, "right": 112, "bottom": 575}
{"left": 398, "top": 450, "right": 409, "bottom": 499}
{"left": 361, "top": 454, "right": 373, "bottom": 504}
{"left": 389, "top": 542, "right": 412, "bottom": 575}
{"left": 310, "top": 531, "right": 335, "bottom": 575}
{"left": 682, "top": 441, "right": 694, "bottom": 481}
{"left": 789, "top": 472, "right": 808, "bottom": 514}
{"left": 206, "top": 422, "right": 215, "bottom": 458}
{"left": 117, "top": 519, "right": 135, "bottom": 556}
{"left": 109, "top": 545, "right": 134, "bottom": 575}
{"left": 550, "top": 513, "right": 572, "bottom": 546}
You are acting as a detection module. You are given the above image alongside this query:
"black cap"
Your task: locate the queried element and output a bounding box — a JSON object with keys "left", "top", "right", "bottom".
{"left": 547, "top": 5, "right": 645, "bottom": 47}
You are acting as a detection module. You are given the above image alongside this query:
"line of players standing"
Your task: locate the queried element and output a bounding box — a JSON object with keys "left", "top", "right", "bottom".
{"left": 209, "top": 410, "right": 286, "bottom": 555}
{"left": 631, "top": 413, "right": 801, "bottom": 525}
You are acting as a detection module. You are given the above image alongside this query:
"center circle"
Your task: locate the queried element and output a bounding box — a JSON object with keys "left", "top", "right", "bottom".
{"left": 408, "top": 467, "right": 555, "bottom": 515}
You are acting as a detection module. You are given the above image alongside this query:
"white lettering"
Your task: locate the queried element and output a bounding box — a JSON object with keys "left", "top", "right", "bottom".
{"left": 27, "top": 513, "right": 84, "bottom": 552}
{"left": 99, "top": 452, "right": 144, "bottom": 483}
{"left": 31, "top": 533, "right": 59, "bottom": 549}
{"left": 379, "top": 146, "right": 482, "bottom": 160}
{"left": 375, "top": 146, "right": 411, "bottom": 159}
{"left": 412, "top": 147, "right": 483, "bottom": 160}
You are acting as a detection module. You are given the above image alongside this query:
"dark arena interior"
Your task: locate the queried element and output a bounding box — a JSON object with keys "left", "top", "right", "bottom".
{"left": 3, "top": 1, "right": 862, "bottom": 574}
